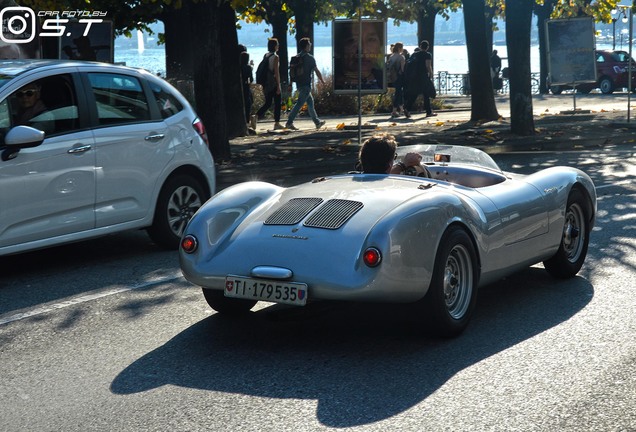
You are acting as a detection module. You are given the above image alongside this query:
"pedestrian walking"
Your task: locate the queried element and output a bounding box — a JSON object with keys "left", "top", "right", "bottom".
{"left": 386, "top": 42, "right": 406, "bottom": 118}
{"left": 240, "top": 51, "right": 254, "bottom": 127}
{"left": 491, "top": 49, "right": 503, "bottom": 91}
{"left": 256, "top": 38, "right": 284, "bottom": 130}
{"left": 285, "top": 37, "right": 326, "bottom": 131}
{"left": 404, "top": 40, "right": 436, "bottom": 118}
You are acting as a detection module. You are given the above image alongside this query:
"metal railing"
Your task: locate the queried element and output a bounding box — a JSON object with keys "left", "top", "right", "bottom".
{"left": 433, "top": 71, "right": 541, "bottom": 95}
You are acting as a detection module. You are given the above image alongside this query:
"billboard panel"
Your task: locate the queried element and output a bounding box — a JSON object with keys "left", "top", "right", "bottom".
{"left": 546, "top": 17, "right": 596, "bottom": 85}
{"left": 332, "top": 19, "right": 386, "bottom": 94}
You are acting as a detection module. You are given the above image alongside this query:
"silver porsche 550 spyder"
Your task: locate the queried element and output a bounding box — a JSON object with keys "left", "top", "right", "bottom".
{"left": 179, "top": 144, "right": 596, "bottom": 337}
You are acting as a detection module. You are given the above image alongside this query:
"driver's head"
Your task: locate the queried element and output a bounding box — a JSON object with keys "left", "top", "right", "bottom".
{"left": 359, "top": 134, "right": 397, "bottom": 174}
{"left": 16, "top": 83, "right": 42, "bottom": 110}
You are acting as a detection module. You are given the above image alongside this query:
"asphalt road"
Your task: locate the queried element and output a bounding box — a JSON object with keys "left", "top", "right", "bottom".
{"left": 1, "top": 145, "right": 636, "bottom": 431}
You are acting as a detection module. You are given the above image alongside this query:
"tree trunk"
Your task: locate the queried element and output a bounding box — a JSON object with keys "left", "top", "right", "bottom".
{"left": 220, "top": 3, "right": 247, "bottom": 139}
{"left": 535, "top": 1, "right": 556, "bottom": 94}
{"left": 162, "top": 3, "right": 193, "bottom": 81}
{"left": 293, "top": 1, "right": 315, "bottom": 55}
{"left": 462, "top": 0, "right": 499, "bottom": 122}
{"left": 191, "top": 0, "right": 231, "bottom": 161}
{"left": 417, "top": 6, "right": 437, "bottom": 69}
{"left": 506, "top": 0, "right": 535, "bottom": 135}
{"left": 270, "top": 10, "right": 289, "bottom": 85}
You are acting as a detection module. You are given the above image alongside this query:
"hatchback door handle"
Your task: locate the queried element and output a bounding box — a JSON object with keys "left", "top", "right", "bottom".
{"left": 144, "top": 134, "right": 165, "bottom": 141}
{"left": 67, "top": 144, "right": 92, "bottom": 154}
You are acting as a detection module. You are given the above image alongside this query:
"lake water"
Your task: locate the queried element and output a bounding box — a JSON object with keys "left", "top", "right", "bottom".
{"left": 115, "top": 42, "right": 619, "bottom": 77}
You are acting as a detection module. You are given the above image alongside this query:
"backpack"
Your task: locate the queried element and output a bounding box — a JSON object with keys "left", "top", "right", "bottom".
{"left": 289, "top": 53, "right": 304, "bottom": 83}
{"left": 386, "top": 57, "right": 401, "bottom": 86}
{"left": 256, "top": 53, "right": 273, "bottom": 87}
{"left": 404, "top": 53, "right": 421, "bottom": 86}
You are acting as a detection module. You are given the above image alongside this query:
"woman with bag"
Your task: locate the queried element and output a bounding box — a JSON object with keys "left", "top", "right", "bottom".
{"left": 387, "top": 42, "right": 406, "bottom": 118}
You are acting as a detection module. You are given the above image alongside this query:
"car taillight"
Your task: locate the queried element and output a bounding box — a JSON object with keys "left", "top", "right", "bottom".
{"left": 181, "top": 235, "right": 198, "bottom": 254}
{"left": 192, "top": 118, "right": 209, "bottom": 147}
{"left": 363, "top": 247, "right": 382, "bottom": 267}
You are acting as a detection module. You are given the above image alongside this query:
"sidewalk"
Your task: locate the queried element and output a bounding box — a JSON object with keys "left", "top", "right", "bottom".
{"left": 218, "top": 94, "right": 636, "bottom": 188}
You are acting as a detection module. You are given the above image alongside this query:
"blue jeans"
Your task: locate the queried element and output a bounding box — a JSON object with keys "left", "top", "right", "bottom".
{"left": 286, "top": 84, "right": 321, "bottom": 126}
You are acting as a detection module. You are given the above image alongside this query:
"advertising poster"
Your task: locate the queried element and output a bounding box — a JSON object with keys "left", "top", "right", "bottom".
{"left": 546, "top": 17, "right": 597, "bottom": 85}
{"left": 333, "top": 19, "right": 386, "bottom": 94}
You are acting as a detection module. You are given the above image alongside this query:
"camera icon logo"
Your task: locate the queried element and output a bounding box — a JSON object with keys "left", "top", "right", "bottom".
{"left": 0, "top": 6, "right": 36, "bottom": 44}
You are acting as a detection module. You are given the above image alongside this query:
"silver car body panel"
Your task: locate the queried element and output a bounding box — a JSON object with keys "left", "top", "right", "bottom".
{"left": 0, "top": 60, "right": 215, "bottom": 256}
{"left": 180, "top": 146, "right": 596, "bottom": 303}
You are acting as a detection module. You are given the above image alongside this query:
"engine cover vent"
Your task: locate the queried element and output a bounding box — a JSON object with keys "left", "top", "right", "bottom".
{"left": 264, "top": 198, "right": 323, "bottom": 225}
{"left": 303, "top": 199, "right": 364, "bottom": 230}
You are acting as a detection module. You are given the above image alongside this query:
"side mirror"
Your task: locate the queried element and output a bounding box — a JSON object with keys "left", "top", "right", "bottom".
{"left": 2, "top": 126, "right": 45, "bottom": 161}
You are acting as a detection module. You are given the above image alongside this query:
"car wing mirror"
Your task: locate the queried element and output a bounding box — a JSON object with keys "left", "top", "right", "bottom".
{"left": 1, "top": 126, "right": 45, "bottom": 162}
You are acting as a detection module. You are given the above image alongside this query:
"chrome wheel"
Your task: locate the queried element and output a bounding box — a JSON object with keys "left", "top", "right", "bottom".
{"left": 443, "top": 244, "right": 474, "bottom": 320}
{"left": 562, "top": 202, "right": 585, "bottom": 264}
{"left": 421, "top": 226, "right": 479, "bottom": 337}
{"left": 543, "top": 188, "right": 591, "bottom": 278}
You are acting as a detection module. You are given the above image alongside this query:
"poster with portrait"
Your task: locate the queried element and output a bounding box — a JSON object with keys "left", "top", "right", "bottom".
{"left": 333, "top": 19, "right": 386, "bottom": 94}
{"left": 59, "top": 20, "right": 113, "bottom": 62}
{"left": 546, "top": 17, "right": 596, "bottom": 85}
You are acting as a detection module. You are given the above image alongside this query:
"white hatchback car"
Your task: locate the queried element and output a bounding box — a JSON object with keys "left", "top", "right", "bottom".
{"left": 0, "top": 60, "right": 216, "bottom": 256}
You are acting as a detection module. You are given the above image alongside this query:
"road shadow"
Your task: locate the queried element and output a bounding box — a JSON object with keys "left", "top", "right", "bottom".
{"left": 111, "top": 268, "right": 593, "bottom": 428}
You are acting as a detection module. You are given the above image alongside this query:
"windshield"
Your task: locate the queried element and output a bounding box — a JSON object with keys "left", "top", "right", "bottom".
{"left": 396, "top": 144, "right": 502, "bottom": 172}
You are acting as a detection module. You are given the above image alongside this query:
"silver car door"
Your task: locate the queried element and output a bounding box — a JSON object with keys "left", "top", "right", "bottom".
{"left": 0, "top": 77, "right": 95, "bottom": 249}
{"left": 86, "top": 72, "right": 172, "bottom": 228}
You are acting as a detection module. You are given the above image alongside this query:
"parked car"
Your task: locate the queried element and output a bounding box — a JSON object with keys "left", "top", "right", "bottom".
{"left": 550, "top": 49, "right": 636, "bottom": 94}
{"left": 0, "top": 60, "right": 215, "bottom": 256}
{"left": 179, "top": 144, "right": 596, "bottom": 338}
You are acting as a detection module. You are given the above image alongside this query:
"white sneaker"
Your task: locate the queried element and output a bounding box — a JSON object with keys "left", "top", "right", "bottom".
{"left": 316, "top": 120, "right": 326, "bottom": 129}
{"left": 274, "top": 122, "right": 285, "bottom": 130}
{"left": 286, "top": 123, "right": 299, "bottom": 131}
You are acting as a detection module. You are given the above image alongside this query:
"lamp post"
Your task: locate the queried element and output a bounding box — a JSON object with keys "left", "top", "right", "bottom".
{"left": 612, "top": 7, "right": 629, "bottom": 50}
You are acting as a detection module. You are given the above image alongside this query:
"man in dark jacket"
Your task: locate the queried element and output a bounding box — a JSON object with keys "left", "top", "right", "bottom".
{"left": 403, "top": 40, "right": 436, "bottom": 118}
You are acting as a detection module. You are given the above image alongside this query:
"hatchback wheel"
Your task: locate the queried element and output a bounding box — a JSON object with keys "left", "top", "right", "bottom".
{"left": 148, "top": 175, "right": 207, "bottom": 249}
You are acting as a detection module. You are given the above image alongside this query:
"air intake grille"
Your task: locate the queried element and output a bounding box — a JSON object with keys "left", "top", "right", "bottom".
{"left": 264, "top": 198, "right": 323, "bottom": 225}
{"left": 303, "top": 199, "right": 363, "bottom": 230}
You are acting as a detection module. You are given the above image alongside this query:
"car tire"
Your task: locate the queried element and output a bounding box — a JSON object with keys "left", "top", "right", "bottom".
{"left": 550, "top": 85, "right": 563, "bottom": 95}
{"left": 202, "top": 288, "right": 257, "bottom": 314}
{"left": 420, "top": 226, "right": 479, "bottom": 338}
{"left": 543, "top": 187, "right": 591, "bottom": 279}
{"left": 148, "top": 174, "right": 207, "bottom": 249}
{"left": 599, "top": 77, "right": 615, "bottom": 94}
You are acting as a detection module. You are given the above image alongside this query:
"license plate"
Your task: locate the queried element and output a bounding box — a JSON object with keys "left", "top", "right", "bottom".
{"left": 224, "top": 275, "right": 308, "bottom": 306}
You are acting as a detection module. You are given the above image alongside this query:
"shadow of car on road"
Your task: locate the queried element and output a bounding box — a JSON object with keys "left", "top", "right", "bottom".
{"left": 111, "top": 267, "right": 593, "bottom": 428}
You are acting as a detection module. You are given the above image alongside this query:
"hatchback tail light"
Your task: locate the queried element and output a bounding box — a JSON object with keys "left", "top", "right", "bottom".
{"left": 192, "top": 118, "right": 209, "bottom": 147}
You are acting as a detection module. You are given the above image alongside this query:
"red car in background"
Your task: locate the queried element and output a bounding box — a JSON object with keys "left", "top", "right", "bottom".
{"left": 550, "top": 50, "right": 636, "bottom": 95}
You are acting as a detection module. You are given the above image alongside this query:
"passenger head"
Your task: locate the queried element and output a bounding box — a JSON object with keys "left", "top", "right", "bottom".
{"left": 359, "top": 134, "right": 398, "bottom": 174}
{"left": 419, "top": 40, "right": 430, "bottom": 51}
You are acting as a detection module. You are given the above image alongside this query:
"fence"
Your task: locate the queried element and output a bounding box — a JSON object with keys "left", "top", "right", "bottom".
{"left": 433, "top": 71, "right": 541, "bottom": 95}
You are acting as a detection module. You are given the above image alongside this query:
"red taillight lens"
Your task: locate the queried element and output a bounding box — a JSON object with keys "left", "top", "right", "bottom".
{"left": 363, "top": 247, "right": 382, "bottom": 267}
{"left": 181, "top": 235, "right": 198, "bottom": 254}
{"left": 192, "top": 118, "right": 209, "bottom": 147}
